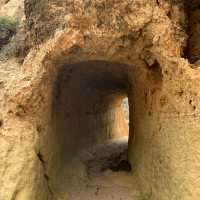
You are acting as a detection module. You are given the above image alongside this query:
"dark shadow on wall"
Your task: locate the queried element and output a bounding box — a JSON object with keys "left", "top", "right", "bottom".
{"left": 184, "top": 0, "right": 200, "bottom": 63}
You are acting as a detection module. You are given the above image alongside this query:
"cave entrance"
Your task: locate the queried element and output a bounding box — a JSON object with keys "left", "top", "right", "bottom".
{"left": 51, "top": 60, "right": 134, "bottom": 199}
{"left": 53, "top": 60, "right": 131, "bottom": 157}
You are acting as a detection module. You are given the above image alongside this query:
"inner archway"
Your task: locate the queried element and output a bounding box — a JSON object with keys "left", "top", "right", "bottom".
{"left": 48, "top": 60, "right": 138, "bottom": 199}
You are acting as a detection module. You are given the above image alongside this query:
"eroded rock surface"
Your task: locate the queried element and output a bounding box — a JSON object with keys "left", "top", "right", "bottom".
{"left": 1, "top": 1, "right": 200, "bottom": 200}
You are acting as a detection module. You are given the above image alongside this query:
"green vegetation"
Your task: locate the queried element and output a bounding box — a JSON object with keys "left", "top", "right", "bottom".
{"left": 0, "top": 17, "right": 19, "bottom": 33}
{"left": 0, "top": 17, "right": 20, "bottom": 47}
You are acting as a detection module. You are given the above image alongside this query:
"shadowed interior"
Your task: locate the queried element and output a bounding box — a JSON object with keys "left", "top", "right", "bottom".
{"left": 50, "top": 61, "right": 131, "bottom": 169}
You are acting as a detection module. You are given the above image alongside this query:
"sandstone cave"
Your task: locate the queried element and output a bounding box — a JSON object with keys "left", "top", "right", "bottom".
{"left": 2, "top": 1, "right": 200, "bottom": 200}
{"left": 52, "top": 61, "right": 130, "bottom": 153}
{"left": 46, "top": 61, "right": 134, "bottom": 199}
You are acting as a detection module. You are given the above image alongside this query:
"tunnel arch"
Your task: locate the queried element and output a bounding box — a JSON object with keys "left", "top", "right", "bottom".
{"left": 31, "top": 57, "right": 140, "bottom": 198}
{"left": 19, "top": 29, "right": 165, "bottom": 199}
{"left": 35, "top": 50, "right": 162, "bottom": 198}
{"left": 51, "top": 60, "right": 132, "bottom": 158}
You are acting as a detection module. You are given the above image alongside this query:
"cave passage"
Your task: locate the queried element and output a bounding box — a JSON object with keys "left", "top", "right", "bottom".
{"left": 50, "top": 60, "right": 136, "bottom": 199}
{"left": 52, "top": 60, "right": 131, "bottom": 160}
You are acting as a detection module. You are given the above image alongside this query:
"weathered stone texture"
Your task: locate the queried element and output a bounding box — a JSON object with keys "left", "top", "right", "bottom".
{"left": 1, "top": 0, "right": 200, "bottom": 200}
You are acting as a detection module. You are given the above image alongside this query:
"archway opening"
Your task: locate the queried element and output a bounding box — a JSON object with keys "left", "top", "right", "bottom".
{"left": 48, "top": 60, "right": 138, "bottom": 199}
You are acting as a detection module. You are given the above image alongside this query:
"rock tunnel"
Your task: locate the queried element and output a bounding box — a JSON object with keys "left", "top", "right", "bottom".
{"left": 29, "top": 44, "right": 166, "bottom": 199}
{"left": 52, "top": 60, "right": 130, "bottom": 154}
{"left": 44, "top": 60, "right": 135, "bottom": 199}
{"left": 3, "top": 0, "right": 200, "bottom": 199}
{"left": 22, "top": 36, "right": 165, "bottom": 198}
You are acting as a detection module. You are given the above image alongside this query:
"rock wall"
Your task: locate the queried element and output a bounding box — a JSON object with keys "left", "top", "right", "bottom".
{"left": 1, "top": 0, "right": 200, "bottom": 200}
{"left": 0, "top": 0, "right": 24, "bottom": 19}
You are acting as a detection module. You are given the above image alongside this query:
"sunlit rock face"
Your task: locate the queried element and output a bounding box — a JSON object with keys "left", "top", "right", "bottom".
{"left": 1, "top": 0, "right": 200, "bottom": 200}
{"left": 0, "top": 0, "right": 24, "bottom": 19}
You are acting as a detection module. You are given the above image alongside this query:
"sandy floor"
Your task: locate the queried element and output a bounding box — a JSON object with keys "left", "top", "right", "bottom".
{"left": 63, "top": 137, "right": 140, "bottom": 200}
